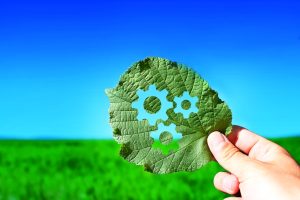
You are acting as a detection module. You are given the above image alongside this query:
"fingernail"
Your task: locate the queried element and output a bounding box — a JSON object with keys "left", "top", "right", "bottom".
{"left": 223, "top": 175, "right": 239, "bottom": 194}
{"left": 208, "top": 131, "right": 226, "bottom": 148}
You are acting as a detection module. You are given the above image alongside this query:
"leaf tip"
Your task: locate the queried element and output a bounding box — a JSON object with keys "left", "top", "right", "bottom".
{"left": 105, "top": 88, "right": 112, "bottom": 95}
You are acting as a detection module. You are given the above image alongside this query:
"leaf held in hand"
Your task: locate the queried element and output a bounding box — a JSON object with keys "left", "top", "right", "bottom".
{"left": 105, "top": 57, "right": 232, "bottom": 174}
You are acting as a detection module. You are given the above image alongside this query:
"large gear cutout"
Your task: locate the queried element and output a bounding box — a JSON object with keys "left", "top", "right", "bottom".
{"left": 174, "top": 91, "right": 199, "bottom": 118}
{"left": 132, "top": 85, "right": 173, "bottom": 126}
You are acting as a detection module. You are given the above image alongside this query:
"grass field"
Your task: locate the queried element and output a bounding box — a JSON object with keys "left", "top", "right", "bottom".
{"left": 0, "top": 137, "right": 299, "bottom": 200}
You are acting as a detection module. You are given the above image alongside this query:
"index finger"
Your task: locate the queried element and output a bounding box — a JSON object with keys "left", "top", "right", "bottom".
{"left": 227, "top": 125, "right": 288, "bottom": 161}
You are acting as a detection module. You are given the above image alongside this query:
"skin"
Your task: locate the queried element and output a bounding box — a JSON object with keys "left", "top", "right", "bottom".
{"left": 207, "top": 125, "right": 300, "bottom": 200}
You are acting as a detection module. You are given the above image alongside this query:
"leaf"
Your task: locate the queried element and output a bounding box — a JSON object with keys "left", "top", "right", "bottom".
{"left": 105, "top": 57, "right": 232, "bottom": 174}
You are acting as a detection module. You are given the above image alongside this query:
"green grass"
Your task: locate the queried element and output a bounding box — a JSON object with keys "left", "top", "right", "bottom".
{"left": 0, "top": 137, "right": 299, "bottom": 200}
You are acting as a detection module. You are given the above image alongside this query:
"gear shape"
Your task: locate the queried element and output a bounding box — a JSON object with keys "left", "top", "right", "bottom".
{"left": 151, "top": 123, "right": 182, "bottom": 141}
{"left": 132, "top": 85, "right": 173, "bottom": 126}
{"left": 132, "top": 85, "right": 199, "bottom": 154}
{"left": 151, "top": 123, "right": 182, "bottom": 154}
{"left": 174, "top": 91, "right": 199, "bottom": 118}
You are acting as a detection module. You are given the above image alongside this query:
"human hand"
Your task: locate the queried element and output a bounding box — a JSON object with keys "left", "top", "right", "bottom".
{"left": 207, "top": 125, "right": 300, "bottom": 200}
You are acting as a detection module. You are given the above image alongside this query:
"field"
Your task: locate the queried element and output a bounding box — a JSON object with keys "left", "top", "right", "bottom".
{"left": 0, "top": 138, "right": 299, "bottom": 200}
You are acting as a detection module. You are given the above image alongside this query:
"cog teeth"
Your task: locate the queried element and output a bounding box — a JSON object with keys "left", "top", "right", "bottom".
{"left": 166, "top": 102, "right": 173, "bottom": 110}
{"left": 131, "top": 101, "right": 137, "bottom": 108}
{"left": 160, "top": 89, "right": 168, "bottom": 96}
{"left": 160, "top": 115, "right": 168, "bottom": 122}
{"left": 172, "top": 91, "right": 200, "bottom": 119}
{"left": 169, "top": 123, "right": 176, "bottom": 130}
{"left": 133, "top": 84, "right": 173, "bottom": 125}
{"left": 189, "top": 95, "right": 198, "bottom": 104}
{"left": 191, "top": 99, "right": 197, "bottom": 104}
{"left": 136, "top": 90, "right": 143, "bottom": 98}
{"left": 151, "top": 122, "right": 181, "bottom": 138}
{"left": 182, "top": 91, "right": 189, "bottom": 96}
{"left": 148, "top": 85, "right": 156, "bottom": 91}
{"left": 157, "top": 123, "right": 164, "bottom": 129}
{"left": 136, "top": 114, "right": 142, "bottom": 121}
{"left": 174, "top": 97, "right": 179, "bottom": 103}
{"left": 147, "top": 118, "right": 155, "bottom": 126}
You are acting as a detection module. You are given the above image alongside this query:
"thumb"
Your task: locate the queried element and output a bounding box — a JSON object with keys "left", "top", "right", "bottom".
{"left": 207, "top": 131, "right": 257, "bottom": 179}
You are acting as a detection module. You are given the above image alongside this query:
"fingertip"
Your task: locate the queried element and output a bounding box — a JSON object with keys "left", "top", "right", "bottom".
{"left": 214, "top": 172, "right": 240, "bottom": 195}
{"left": 207, "top": 131, "right": 230, "bottom": 160}
{"left": 208, "top": 130, "right": 253, "bottom": 178}
{"left": 207, "top": 131, "right": 221, "bottom": 142}
{"left": 207, "top": 131, "right": 227, "bottom": 149}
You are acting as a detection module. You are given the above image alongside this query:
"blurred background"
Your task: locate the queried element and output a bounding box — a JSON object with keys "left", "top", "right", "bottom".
{"left": 0, "top": 0, "right": 299, "bottom": 199}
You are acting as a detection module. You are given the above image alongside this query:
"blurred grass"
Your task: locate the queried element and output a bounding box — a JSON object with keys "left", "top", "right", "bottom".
{"left": 0, "top": 137, "right": 299, "bottom": 200}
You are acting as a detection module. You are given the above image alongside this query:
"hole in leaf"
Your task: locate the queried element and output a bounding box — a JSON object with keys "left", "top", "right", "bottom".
{"left": 152, "top": 140, "right": 180, "bottom": 155}
{"left": 143, "top": 96, "right": 161, "bottom": 114}
{"left": 181, "top": 100, "right": 191, "bottom": 110}
{"left": 159, "top": 131, "right": 173, "bottom": 145}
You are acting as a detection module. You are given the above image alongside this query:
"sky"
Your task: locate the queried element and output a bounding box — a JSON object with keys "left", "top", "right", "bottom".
{"left": 0, "top": 0, "right": 299, "bottom": 139}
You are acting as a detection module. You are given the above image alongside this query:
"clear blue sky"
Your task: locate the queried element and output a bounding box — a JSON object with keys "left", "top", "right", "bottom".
{"left": 0, "top": 0, "right": 299, "bottom": 139}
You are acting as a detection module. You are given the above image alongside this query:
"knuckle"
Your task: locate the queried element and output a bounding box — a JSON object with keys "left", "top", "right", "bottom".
{"left": 221, "top": 144, "right": 240, "bottom": 163}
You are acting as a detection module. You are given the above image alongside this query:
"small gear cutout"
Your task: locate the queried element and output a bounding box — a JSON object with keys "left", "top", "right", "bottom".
{"left": 174, "top": 91, "right": 199, "bottom": 118}
{"left": 132, "top": 85, "right": 173, "bottom": 126}
{"left": 151, "top": 123, "right": 182, "bottom": 154}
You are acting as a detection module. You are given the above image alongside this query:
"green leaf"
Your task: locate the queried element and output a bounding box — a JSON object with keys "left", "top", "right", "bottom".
{"left": 105, "top": 57, "right": 232, "bottom": 174}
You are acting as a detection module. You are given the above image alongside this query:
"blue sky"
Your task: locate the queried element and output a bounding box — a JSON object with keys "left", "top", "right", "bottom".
{"left": 0, "top": 0, "right": 299, "bottom": 139}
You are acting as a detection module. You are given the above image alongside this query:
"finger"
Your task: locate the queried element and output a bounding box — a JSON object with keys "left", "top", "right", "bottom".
{"left": 227, "top": 125, "right": 262, "bottom": 154}
{"left": 214, "top": 172, "right": 239, "bottom": 194}
{"left": 228, "top": 125, "right": 272, "bottom": 155}
{"left": 207, "top": 131, "right": 257, "bottom": 179}
{"left": 228, "top": 126, "right": 289, "bottom": 162}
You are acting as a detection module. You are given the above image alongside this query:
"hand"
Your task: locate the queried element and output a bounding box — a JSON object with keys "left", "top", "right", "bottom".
{"left": 207, "top": 125, "right": 300, "bottom": 200}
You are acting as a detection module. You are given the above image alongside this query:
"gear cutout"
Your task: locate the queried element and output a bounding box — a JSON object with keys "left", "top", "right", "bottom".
{"left": 132, "top": 85, "right": 173, "bottom": 126}
{"left": 151, "top": 123, "right": 182, "bottom": 154}
{"left": 174, "top": 91, "right": 199, "bottom": 118}
{"left": 151, "top": 123, "right": 182, "bottom": 141}
{"left": 132, "top": 85, "right": 199, "bottom": 154}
